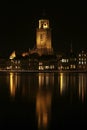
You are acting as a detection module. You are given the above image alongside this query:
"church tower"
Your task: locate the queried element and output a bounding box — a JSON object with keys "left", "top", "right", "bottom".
{"left": 36, "top": 17, "right": 53, "bottom": 56}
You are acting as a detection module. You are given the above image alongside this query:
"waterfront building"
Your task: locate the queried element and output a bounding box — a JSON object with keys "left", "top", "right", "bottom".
{"left": 1, "top": 14, "right": 87, "bottom": 72}
{"left": 58, "top": 43, "right": 77, "bottom": 71}
{"left": 77, "top": 50, "right": 87, "bottom": 70}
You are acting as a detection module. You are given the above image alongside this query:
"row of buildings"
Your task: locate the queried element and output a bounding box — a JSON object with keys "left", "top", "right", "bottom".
{"left": 0, "top": 17, "right": 87, "bottom": 71}
{"left": 0, "top": 49, "right": 87, "bottom": 71}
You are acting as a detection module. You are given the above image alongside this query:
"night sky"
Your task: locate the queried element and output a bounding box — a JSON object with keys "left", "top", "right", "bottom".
{"left": 0, "top": 2, "right": 87, "bottom": 57}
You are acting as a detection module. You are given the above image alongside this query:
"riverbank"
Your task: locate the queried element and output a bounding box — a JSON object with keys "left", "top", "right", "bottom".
{"left": 0, "top": 69, "right": 87, "bottom": 73}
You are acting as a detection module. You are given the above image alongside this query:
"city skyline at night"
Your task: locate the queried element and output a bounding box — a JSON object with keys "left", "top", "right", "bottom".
{"left": 0, "top": 3, "right": 87, "bottom": 57}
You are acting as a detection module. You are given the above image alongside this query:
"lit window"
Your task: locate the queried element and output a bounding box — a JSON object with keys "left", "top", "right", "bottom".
{"left": 79, "top": 54, "right": 81, "bottom": 57}
{"left": 79, "top": 61, "right": 81, "bottom": 64}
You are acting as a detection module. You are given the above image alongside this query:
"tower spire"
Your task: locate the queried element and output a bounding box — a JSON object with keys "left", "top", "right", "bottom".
{"left": 42, "top": 9, "right": 46, "bottom": 17}
{"left": 41, "top": 8, "right": 47, "bottom": 19}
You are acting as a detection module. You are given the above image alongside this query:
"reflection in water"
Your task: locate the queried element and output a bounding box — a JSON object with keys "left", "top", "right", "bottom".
{"left": 59, "top": 73, "right": 69, "bottom": 95}
{"left": 9, "top": 73, "right": 18, "bottom": 97}
{"left": 38, "top": 73, "right": 54, "bottom": 88}
{"left": 8, "top": 72, "right": 87, "bottom": 103}
{"left": 1, "top": 72, "right": 87, "bottom": 129}
{"left": 78, "top": 73, "right": 87, "bottom": 102}
{"left": 59, "top": 73, "right": 87, "bottom": 102}
{"left": 39, "top": 73, "right": 44, "bottom": 89}
{"left": 36, "top": 73, "right": 52, "bottom": 129}
{"left": 9, "top": 73, "right": 38, "bottom": 100}
{"left": 36, "top": 89, "right": 51, "bottom": 130}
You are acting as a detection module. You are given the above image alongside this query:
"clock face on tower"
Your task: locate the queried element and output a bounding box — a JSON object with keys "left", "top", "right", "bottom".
{"left": 37, "top": 18, "right": 52, "bottom": 54}
{"left": 39, "top": 19, "right": 49, "bottom": 29}
{"left": 43, "top": 22, "right": 48, "bottom": 29}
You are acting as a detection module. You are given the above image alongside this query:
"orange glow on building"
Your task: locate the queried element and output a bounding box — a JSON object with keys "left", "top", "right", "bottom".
{"left": 9, "top": 51, "right": 16, "bottom": 59}
{"left": 36, "top": 19, "right": 53, "bottom": 55}
{"left": 22, "top": 52, "right": 29, "bottom": 57}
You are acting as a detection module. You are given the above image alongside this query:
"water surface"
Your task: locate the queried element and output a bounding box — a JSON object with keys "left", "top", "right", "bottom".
{"left": 0, "top": 72, "right": 87, "bottom": 129}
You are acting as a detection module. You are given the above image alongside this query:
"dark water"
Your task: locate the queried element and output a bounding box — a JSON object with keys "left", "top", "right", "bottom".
{"left": 0, "top": 72, "right": 87, "bottom": 129}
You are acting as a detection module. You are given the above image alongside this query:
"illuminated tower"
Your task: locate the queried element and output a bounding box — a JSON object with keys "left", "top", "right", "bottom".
{"left": 36, "top": 18, "right": 53, "bottom": 55}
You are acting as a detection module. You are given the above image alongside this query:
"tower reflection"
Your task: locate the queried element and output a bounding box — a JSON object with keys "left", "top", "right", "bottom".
{"left": 36, "top": 90, "right": 51, "bottom": 130}
{"left": 36, "top": 73, "right": 52, "bottom": 130}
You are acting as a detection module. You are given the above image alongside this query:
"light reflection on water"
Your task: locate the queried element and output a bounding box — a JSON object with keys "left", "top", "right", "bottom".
{"left": 37, "top": 73, "right": 54, "bottom": 129}
{"left": 9, "top": 73, "right": 17, "bottom": 97}
{"left": 78, "top": 73, "right": 87, "bottom": 102}
{"left": 0, "top": 72, "right": 87, "bottom": 129}
{"left": 36, "top": 88, "right": 51, "bottom": 130}
{"left": 59, "top": 73, "right": 68, "bottom": 95}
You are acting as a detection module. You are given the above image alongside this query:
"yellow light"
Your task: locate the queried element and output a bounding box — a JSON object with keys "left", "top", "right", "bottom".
{"left": 9, "top": 51, "right": 16, "bottom": 59}
{"left": 36, "top": 90, "right": 51, "bottom": 129}
{"left": 10, "top": 73, "right": 16, "bottom": 97}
